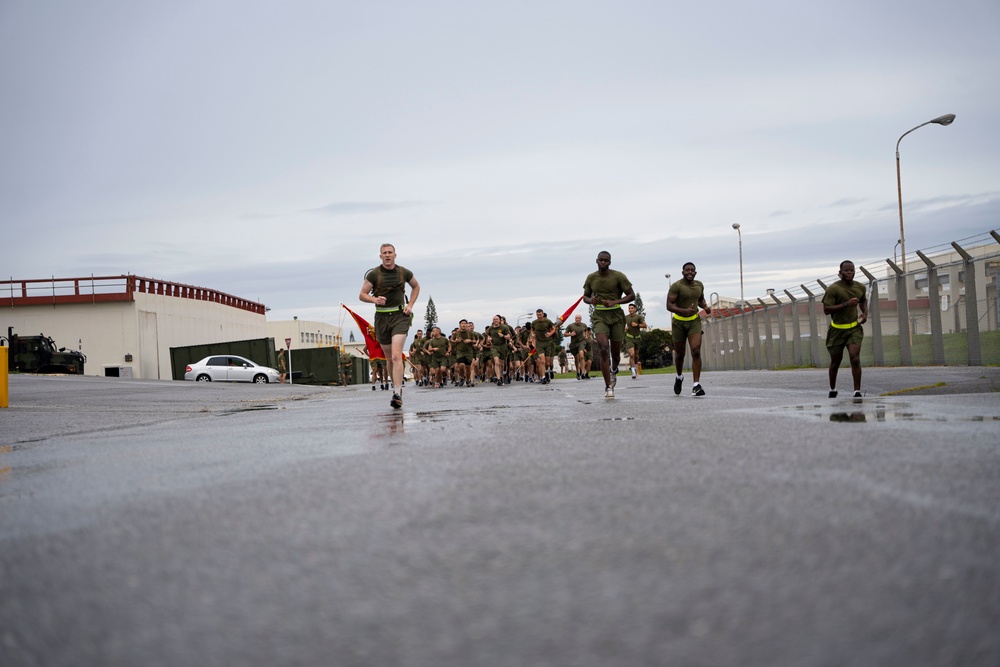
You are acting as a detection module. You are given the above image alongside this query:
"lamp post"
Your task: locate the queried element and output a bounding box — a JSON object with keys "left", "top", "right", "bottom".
{"left": 893, "top": 238, "right": 901, "bottom": 265}
{"left": 895, "top": 114, "right": 956, "bottom": 272}
{"left": 732, "top": 223, "right": 744, "bottom": 309}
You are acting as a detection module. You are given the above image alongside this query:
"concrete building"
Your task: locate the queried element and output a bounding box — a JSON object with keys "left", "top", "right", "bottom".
{"left": 2, "top": 275, "right": 340, "bottom": 380}
{"left": 266, "top": 318, "right": 343, "bottom": 352}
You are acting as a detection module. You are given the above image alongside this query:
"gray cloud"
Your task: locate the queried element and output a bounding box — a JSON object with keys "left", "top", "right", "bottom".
{"left": 302, "top": 201, "right": 431, "bottom": 217}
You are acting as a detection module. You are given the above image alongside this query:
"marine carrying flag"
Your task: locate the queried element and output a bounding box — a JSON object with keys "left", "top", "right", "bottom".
{"left": 341, "top": 303, "right": 385, "bottom": 360}
{"left": 557, "top": 295, "right": 585, "bottom": 324}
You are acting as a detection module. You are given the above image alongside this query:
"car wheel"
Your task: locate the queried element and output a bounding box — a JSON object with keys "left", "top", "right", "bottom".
{"left": 253, "top": 374, "right": 269, "bottom": 384}
{"left": 196, "top": 374, "right": 212, "bottom": 382}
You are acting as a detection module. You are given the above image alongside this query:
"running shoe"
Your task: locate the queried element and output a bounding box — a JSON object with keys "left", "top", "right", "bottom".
{"left": 853, "top": 390, "right": 863, "bottom": 399}
{"left": 674, "top": 376, "right": 683, "bottom": 395}
{"left": 610, "top": 370, "right": 618, "bottom": 389}
{"left": 390, "top": 393, "right": 402, "bottom": 409}
{"left": 372, "top": 385, "right": 376, "bottom": 391}
{"left": 604, "top": 386, "right": 615, "bottom": 399}
{"left": 828, "top": 390, "right": 838, "bottom": 398}
{"left": 692, "top": 384, "right": 706, "bottom": 397}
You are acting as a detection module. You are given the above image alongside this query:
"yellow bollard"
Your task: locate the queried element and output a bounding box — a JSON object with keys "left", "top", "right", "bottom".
{"left": 1, "top": 347, "right": 8, "bottom": 408}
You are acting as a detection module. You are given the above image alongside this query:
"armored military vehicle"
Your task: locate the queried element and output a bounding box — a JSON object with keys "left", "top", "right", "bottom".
{"left": 6, "top": 327, "right": 86, "bottom": 374}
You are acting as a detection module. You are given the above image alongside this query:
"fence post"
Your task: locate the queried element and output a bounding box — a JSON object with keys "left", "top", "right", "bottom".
{"left": 802, "top": 284, "right": 821, "bottom": 367}
{"left": 887, "top": 259, "right": 912, "bottom": 365}
{"left": 728, "top": 310, "right": 739, "bottom": 370}
{"left": 858, "top": 266, "right": 884, "bottom": 367}
{"left": 951, "top": 241, "right": 982, "bottom": 365}
{"left": 759, "top": 298, "right": 774, "bottom": 369}
{"left": 917, "top": 250, "right": 945, "bottom": 364}
{"left": 771, "top": 292, "right": 785, "bottom": 368}
{"left": 785, "top": 290, "right": 802, "bottom": 366}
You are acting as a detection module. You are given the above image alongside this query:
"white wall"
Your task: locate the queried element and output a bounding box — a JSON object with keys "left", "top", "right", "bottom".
{"left": 2, "top": 295, "right": 267, "bottom": 379}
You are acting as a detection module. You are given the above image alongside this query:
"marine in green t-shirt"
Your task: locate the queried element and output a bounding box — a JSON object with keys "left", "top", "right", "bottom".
{"left": 563, "top": 314, "right": 588, "bottom": 380}
{"left": 624, "top": 303, "right": 646, "bottom": 378}
{"left": 359, "top": 243, "right": 420, "bottom": 410}
{"left": 822, "top": 260, "right": 868, "bottom": 399}
{"left": 582, "top": 251, "right": 635, "bottom": 398}
{"left": 667, "top": 262, "right": 709, "bottom": 397}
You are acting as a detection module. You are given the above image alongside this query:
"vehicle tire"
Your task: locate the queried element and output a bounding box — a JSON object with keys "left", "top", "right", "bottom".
{"left": 196, "top": 374, "right": 212, "bottom": 382}
{"left": 253, "top": 374, "right": 269, "bottom": 384}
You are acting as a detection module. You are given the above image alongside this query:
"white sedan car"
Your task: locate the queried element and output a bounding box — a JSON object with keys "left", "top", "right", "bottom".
{"left": 184, "top": 355, "right": 281, "bottom": 384}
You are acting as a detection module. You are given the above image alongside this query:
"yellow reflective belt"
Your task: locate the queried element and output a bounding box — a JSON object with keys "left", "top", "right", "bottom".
{"left": 831, "top": 320, "right": 858, "bottom": 329}
{"left": 672, "top": 313, "right": 699, "bottom": 321}
{"left": 376, "top": 306, "right": 403, "bottom": 313}
{"left": 594, "top": 305, "right": 621, "bottom": 310}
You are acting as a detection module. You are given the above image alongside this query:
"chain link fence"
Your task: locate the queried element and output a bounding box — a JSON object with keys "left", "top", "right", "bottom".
{"left": 702, "top": 230, "right": 1000, "bottom": 369}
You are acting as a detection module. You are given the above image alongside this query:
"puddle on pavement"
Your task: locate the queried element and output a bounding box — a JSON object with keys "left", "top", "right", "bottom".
{"left": 214, "top": 405, "right": 283, "bottom": 416}
{"left": 409, "top": 406, "right": 510, "bottom": 423}
{"left": 773, "top": 402, "right": 1000, "bottom": 424}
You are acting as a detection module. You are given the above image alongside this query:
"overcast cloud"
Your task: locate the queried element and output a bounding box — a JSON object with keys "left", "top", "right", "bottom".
{"left": 2, "top": 0, "right": 998, "bottom": 338}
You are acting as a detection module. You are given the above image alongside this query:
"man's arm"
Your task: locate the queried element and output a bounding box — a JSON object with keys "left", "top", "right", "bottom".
{"left": 666, "top": 289, "right": 680, "bottom": 315}
{"left": 359, "top": 279, "right": 378, "bottom": 305}
{"left": 404, "top": 277, "right": 420, "bottom": 315}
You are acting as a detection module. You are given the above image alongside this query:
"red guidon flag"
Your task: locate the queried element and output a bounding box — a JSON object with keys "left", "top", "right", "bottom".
{"left": 342, "top": 303, "right": 385, "bottom": 360}
{"left": 557, "top": 295, "right": 585, "bottom": 324}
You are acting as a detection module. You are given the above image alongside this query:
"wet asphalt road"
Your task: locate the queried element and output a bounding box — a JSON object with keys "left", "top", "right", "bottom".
{"left": 1, "top": 368, "right": 999, "bottom": 667}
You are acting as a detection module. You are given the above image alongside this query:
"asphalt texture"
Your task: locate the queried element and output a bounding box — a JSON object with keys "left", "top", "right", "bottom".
{"left": 1, "top": 367, "right": 999, "bottom": 667}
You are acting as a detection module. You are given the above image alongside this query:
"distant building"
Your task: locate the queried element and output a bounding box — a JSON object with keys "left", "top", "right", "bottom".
{"left": 266, "top": 319, "right": 344, "bottom": 352}
{"left": 1, "top": 275, "right": 337, "bottom": 380}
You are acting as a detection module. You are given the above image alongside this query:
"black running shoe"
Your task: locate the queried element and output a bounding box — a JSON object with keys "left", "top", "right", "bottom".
{"left": 674, "top": 376, "right": 683, "bottom": 395}
{"left": 828, "top": 390, "right": 838, "bottom": 398}
{"left": 372, "top": 385, "right": 376, "bottom": 391}
{"left": 692, "top": 384, "right": 705, "bottom": 397}
{"left": 390, "top": 393, "right": 402, "bottom": 409}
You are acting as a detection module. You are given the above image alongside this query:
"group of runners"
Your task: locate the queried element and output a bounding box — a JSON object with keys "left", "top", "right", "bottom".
{"left": 401, "top": 312, "right": 594, "bottom": 390}
{"left": 360, "top": 243, "right": 868, "bottom": 410}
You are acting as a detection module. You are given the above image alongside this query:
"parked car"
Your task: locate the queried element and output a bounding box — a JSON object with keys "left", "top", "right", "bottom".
{"left": 184, "top": 355, "right": 281, "bottom": 383}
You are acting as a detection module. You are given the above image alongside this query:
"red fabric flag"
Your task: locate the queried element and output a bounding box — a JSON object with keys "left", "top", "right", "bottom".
{"left": 342, "top": 304, "right": 385, "bottom": 359}
{"left": 557, "top": 295, "right": 585, "bottom": 324}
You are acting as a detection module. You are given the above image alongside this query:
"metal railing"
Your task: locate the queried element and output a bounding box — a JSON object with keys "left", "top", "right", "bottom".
{"left": 702, "top": 230, "right": 1000, "bottom": 369}
{"left": 2, "top": 275, "right": 266, "bottom": 314}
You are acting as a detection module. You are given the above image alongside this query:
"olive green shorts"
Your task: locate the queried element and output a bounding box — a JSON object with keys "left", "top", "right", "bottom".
{"left": 826, "top": 325, "right": 864, "bottom": 353}
{"left": 374, "top": 310, "right": 412, "bottom": 345}
{"left": 671, "top": 316, "right": 702, "bottom": 345}
{"left": 591, "top": 308, "right": 626, "bottom": 342}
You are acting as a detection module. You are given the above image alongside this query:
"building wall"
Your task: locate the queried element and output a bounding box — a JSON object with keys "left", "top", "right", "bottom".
{"left": 266, "top": 320, "right": 343, "bottom": 351}
{"left": 2, "top": 294, "right": 267, "bottom": 379}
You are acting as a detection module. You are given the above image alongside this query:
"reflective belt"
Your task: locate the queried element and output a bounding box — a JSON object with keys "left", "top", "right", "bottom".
{"left": 672, "top": 313, "right": 699, "bottom": 321}
{"left": 831, "top": 320, "right": 858, "bottom": 330}
{"left": 376, "top": 306, "right": 404, "bottom": 313}
{"left": 594, "top": 305, "right": 621, "bottom": 310}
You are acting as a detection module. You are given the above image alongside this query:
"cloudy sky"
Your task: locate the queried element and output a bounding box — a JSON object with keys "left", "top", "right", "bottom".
{"left": 2, "top": 0, "right": 999, "bottom": 338}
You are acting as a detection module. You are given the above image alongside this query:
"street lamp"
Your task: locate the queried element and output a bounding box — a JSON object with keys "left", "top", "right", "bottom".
{"left": 732, "top": 223, "right": 744, "bottom": 308}
{"left": 893, "top": 238, "right": 901, "bottom": 265}
{"left": 895, "top": 113, "right": 956, "bottom": 271}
